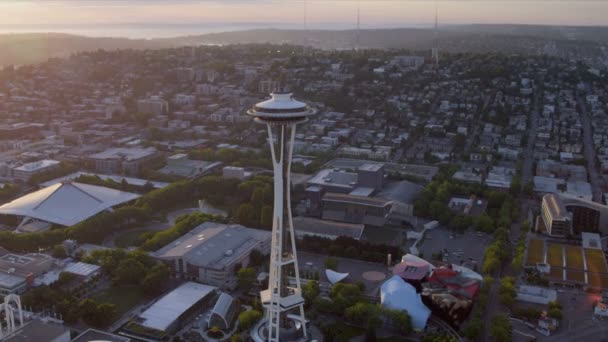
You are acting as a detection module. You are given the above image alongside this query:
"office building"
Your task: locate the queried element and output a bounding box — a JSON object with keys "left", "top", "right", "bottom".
{"left": 88, "top": 147, "right": 160, "bottom": 175}
{"left": 153, "top": 222, "right": 270, "bottom": 290}
{"left": 137, "top": 96, "right": 168, "bottom": 116}
{"left": 12, "top": 160, "right": 60, "bottom": 183}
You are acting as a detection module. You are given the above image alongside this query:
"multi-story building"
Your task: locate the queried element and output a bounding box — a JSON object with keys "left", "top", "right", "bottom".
{"left": 541, "top": 194, "right": 572, "bottom": 237}
{"left": 540, "top": 194, "right": 608, "bottom": 237}
{"left": 12, "top": 160, "right": 60, "bottom": 182}
{"left": 137, "top": 96, "right": 168, "bottom": 116}
{"left": 0, "top": 123, "right": 42, "bottom": 140}
{"left": 153, "top": 222, "right": 270, "bottom": 290}
{"left": 88, "top": 147, "right": 159, "bottom": 175}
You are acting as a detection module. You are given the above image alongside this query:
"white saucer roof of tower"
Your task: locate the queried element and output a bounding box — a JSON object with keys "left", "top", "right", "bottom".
{"left": 247, "top": 92, "right": 316, "bottom": 124}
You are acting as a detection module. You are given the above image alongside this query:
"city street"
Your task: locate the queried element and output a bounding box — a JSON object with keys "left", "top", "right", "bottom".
{"left": 577, "top": 90, "right": 605, "bottom": 202}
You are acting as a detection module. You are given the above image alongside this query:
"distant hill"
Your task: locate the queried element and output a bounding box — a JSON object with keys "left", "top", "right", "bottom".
{"left": 2, "top": 24, "right": 608, "bottom": 66}
{"left": 0, "top": 33, "right": 169, "bottom": 66}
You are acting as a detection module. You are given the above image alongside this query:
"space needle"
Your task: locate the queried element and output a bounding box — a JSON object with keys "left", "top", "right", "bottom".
{"left": 247, "top": 91, "right": 316, "bottom": 341}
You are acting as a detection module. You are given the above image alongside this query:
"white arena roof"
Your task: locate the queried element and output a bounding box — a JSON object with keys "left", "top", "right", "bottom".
{"left": 139, "top": 282, "right": 217, "bottom": 331}
{"left": 0, "top": 182, "right": 140, "bottom": 226}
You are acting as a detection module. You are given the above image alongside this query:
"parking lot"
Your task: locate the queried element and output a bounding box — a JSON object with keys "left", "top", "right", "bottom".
{"left": 413, "top": 227, "right": 492, "bottom": 270}
{"left": 298, "top": 252, "right": 391, "bottom": 297}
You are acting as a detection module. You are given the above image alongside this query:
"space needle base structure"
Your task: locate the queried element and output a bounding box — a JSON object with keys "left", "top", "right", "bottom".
{"left": 248, "top": 92, "right": 316, "bottom": 342}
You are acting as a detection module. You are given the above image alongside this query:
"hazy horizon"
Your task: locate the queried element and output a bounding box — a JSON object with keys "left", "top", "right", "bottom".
{"left": 0, "top": 0, "right": 607, "bottom": 39}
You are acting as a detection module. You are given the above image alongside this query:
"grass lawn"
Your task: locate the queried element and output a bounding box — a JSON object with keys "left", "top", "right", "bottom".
{"left": 565, "top": 245, "right": 584, "bottom": 269}
{"left": 115, "top": 230, "right": 154, "bottom": 248}
{"left": 587, "top": 272, "right": 602, "bottom": 288}
{"left": 566, "top": 270, "right": 585, "bottom": 283}
{"left": 92, "top": 286, "right": 147, "bottom": 318}
{"left": 547, "top": 243, "right": 564, "bottom": 267}
{"left": 526, "top": 239, "right": 544, "bottom": 265}
{"left": 585, "top": 249, "right": 608, "bottom": 273}
{"left": 549, "top": 267, "right": 564, "bottom": 281}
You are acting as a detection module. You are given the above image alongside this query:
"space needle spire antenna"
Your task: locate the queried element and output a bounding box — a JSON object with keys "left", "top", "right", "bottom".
{"left": 355, "top": 1, "right": 361, "bottom": 51}
{"left": 303, "top": 0, "right": 308, "bottom": 45}
{"left": 431, "top": 1, "right": 439, "bottom": 69}
{"left": 248, "top": 91, "right": 316, "bottom": 341}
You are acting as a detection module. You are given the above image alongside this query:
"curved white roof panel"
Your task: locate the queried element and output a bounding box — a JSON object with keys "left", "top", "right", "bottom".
{"left": 0, "top": 182, "right": 140, "bottom": 226}
{"left": 325, "top": 269, "right": 349, "bottom": 284}
{"left": 381, "top": 275, "right": 431, "bottom": 330}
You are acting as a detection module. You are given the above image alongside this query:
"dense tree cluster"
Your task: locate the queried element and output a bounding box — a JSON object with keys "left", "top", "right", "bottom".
{"left": 548, "top": 301, "right": 563, "bottom": 319}
{"left": 140, "top": 212, "right": 220, "bottom": 251}
{"left": 413, "top": 164, "right": 519, "bottom": 234}
{"left": 316, "top": 282, "right": 412, "bottom": 340}
{"left": 297, "top": 235, "right": 401, "bottom": 263}
{"left": 83, "top": 249, "right": 171, "bottom": 295}
{"left": 189, "top": 148, "right": 272, "bottom": 169}
{"left": 236, "top": 267, "right": 257, "bottom": 293}
{"left": 237, "top": 309, "right": 263, "bottom": 332}
{"left": 461, "top": 276, "right": 493, "bottom": 341}
{"left": 0, "top": 183, "right": 19, "bottom": 203}
{"left": 75, "top": 174, "right": 155, "bottom": 193}
{"left": 498, "top": 276, "right": 517, "bottom": 308}
{"left": 490, "top": 314, "right": 512, "bottom": 342}
{"left": 482, "top": 228, "right": 511, "bottom": 275}
{"left": 512, "top": 220, "right": 530, "bottom": 273}
{"left": 22, "top": 280, "right": 116, "bottom": 327}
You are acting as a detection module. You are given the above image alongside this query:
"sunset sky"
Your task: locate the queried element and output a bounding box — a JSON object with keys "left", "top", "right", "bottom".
{"left": 0, "top": 1, "right": 606, "bottom": 29}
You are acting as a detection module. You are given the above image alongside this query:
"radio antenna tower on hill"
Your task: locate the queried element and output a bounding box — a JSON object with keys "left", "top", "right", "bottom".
{"left": 431, "top": 1, "right": 439, "bottom": 68}
{"left": 355, "top": 1, "right": 361, "bottom": 51}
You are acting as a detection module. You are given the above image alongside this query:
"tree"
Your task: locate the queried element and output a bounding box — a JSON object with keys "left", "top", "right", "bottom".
{"left": 324, "top": 257, "right": 338, "bottom": 271}
{"left": 236, "top": 203, "right": 259, "bottom": 227}
{"left": 249, "top": 249, "right": 266, "bottom": 268}
{"left": 474, "top": 214, "right": 494, "bottom": 232}
{"left": 96, "top": 303, "right": 117, "bottom": 326}
{"left": 238, "top": 309, "right": 262, "bottom": 332}
{"left": 462, "top": 314, "right": 483, "bottom": 340}
{"left": 330, "top": 283, "right": 361, "bottom": 312}
{"left": 260, "top": 205, "right": 273, "bottom": 229}
{"left": 79, "top": 298, "right": 99, "bottom": 325}
{"left": 237, "top": 267, "right": 257, "bottom": 292}
{"left": 499, "top": 277, "right": 517, "bottom": 308}
{"left": 113, "top": 258, "right": 146, "bottom": 285}
{"left": 490, "top": 314, "right": 512, "bottom": 342}
{"left": 384, "top": 308, "right": 412, "bottom": 335}
{"left": 345, "top": 302, "right": 381, "bottom": 327}
{"left": 142, "top": 263, "right": 171, "bottom": 295}
{"left": 548, "top": 301, "right": 563, "bottom": 319}
{"left": 51, "top": 245, "right": 67, "bottom": 258}
{"left": 302, "top": 280, "right": 320, "bottom": 306}
{"left": 80, "top": 299, "right": 115, "bottom": 327}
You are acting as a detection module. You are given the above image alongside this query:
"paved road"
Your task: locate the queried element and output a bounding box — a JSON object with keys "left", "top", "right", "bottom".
{"left": 521, "top": 76, "right": 543, "bottom": 185}
{"left": 577, "top": 90, "right": 605, "bottom": 202}
{"left": 465, "top": 92, "right": 493, "bottom": 153}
